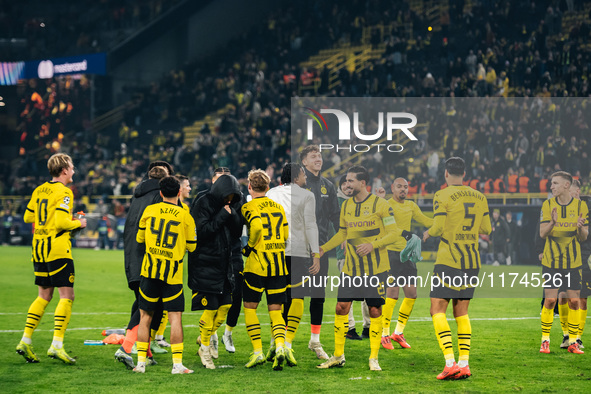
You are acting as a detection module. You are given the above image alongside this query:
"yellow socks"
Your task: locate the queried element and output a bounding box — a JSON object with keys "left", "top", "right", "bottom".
{"left": 395, "top": 298, "right": 416, "bottom": 334}
{"left": 269, "top": 310, "right": 286, "bottom": 349}
{"left": 171, "top": 343, "right": 183, "bottom": 365}
{"left": 52, "top": 298, "right": 73, "bottom": 348}
{"left": 433, "top": 313, "right": 454, "bottom": 362}
{"left": 541, "top": 306, "right": 554, "bottom": 342}
{"left": 568, "top": 306, "right": 580, "bottom": 345}
{"left": 286, "top": 298, "right": 304, "bottom": 346}
{"left": 212, "top": 304, "right": 231, "bottom": 335}
{"left": 155, "top": 311, "right": 168, "bottom": 338}
{"left": 244, "top": 308, "right": 262, "bottom": 353}
{"left": 369, "top": 316, "right": 382, "bottom": 359}
{"left": 22, "top": 297, "right": 49, "bottom": 343}
{"left": 334, "top": 314, "right": 349, "bottom": 357}
{"left": 381, "top": 298, "right": 397, "bottom": 336}
{"left": 559, "top": 303, "right": 569, "bottom": 336}
{"left": 456, "top": 314, "right": 471, "bottom": 364}
{"left": 199, "top": 309, "right": 217, "bottom": 346}
{"left": 579, "top": 308, "right": 588, "bottom": 339}
{"left": 137, "top": 341, "right": 149, "bottom": 364}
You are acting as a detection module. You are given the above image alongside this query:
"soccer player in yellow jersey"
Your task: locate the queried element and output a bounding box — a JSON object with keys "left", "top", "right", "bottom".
{"left": 379, "top": 178, "right": 433, "bottom": 350}
{"left": 423, "top": 157, "right": 492, "bottom": 380}
{"left": 133, "top": 176, "right": 197, "bottom": 374}
{"left": 152, "top": 174, "right": 193, "bottom": 353}
{"left": 539, "top": 171, "right": 588, "bottom": 355}
{"left": 16, "top": 153, "right": 87, "bottom": 364}
{"left": 241, "top": 169, "right": 289, "bottom": 371}
{"left": 318, "top": 166, "right": 409, "bottom": 372}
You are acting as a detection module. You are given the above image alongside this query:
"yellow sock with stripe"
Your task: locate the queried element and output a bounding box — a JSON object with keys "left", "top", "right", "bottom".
{"left": 568, "top": 306, "right": 580, "bottom": 345}
{"left": 369, "top": 316, "right": 382, "bottom": 359}
{"left": 244, "top": 308, "right": 262, "bottom": 353}
{"left": 285, "top": 298, "right": 304, "bottom": 348}
{"left": 52, "top": 298, "right": 73, "bottom": 349}
{"left": 541, "top": 306, "right": 554, "bottom": 342}
{"left": 137, "top": 341, "right": 149, "bottom": 364}
{"left": 579, "top": 308, "right": 588, "bottom": 340}
{"left": 455, "top": 314, "right": 471, "bottom": 366}
{"left": 433, "top": 313, "right": 455, "bottom": 364}
{"left": 199, "top": 309, "right": 216, "bottom": 347}
{"left": 395, "top": 298, "right": 416, "bottom": 334}
{"left": 334, "top": 314, "right": 349, "bottom": 357}
{"left": 22, "top": 297, "right": 49, "bottom": 344}
{"left": 171, "top": 343, "right": 183, "bottom": 366}
{"left": 559, "top": 303, "right": 569, "bottom": 336}
{"left": 155, "top": 311, "right": 168, "bottom": 339}
{"left": 381, "top": 298, "right": 397, "bottom": 336}
{"left": 269, "top": 310, "right": 286, "bottom": 349}
{"left": 212, "top": 305, "right": 231, "bottom": 334}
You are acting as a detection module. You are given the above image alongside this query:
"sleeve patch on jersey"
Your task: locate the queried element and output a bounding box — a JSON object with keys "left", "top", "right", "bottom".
{"left": 434, "top": 200, "right": 440, "bottom": 210}
{"left": 383, "top": 216, "right": 395, "bottom": 226}
{"left": 63, "top": 196, "right": 70, "bottom": 206}
{"left": 60, "top": 203, "right": 69, "bottom": 209}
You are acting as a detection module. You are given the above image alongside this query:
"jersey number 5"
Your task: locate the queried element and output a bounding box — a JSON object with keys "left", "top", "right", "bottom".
{"left": 463, "top": 202, "right": 476, "bottom": 231}
{"left": 261, "top": 212, "right": 284, "bottom": 240}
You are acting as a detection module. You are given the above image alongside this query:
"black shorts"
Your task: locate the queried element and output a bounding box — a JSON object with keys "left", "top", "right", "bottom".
{"left": 337, "top": 272, "right": 386, "bottom": 307}
{"left": 582, "top": 268, "right": 591, "bottom": 298}
{"left": 139, "top": 276, "right": 184, "bottom": 312}
{"left": 541, "top": 266, "right": 582, "bottom": 291}
{"left": 429, "top": 265, "right": 479, "bottom": 299}
{"left": 191, "top": 281, "right": 233, "bottom": 311}
{"left": 288, "top": 256, "right": 318, "bottom": 298}
{"left": 34, "top": 259, "right": 75, "bottom": 288}
{"left": 387, "top": 251, "right": 418, "bottom": 287}
{"left": 243, "top": 272, "right": 287, "bottom": 305}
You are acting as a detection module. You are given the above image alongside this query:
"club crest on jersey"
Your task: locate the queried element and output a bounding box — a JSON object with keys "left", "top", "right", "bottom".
{"left": 321, "top": 185, "right": 327, "bottom": 195}
{"left": 363, "top": 208, "right": 370, "bottom": 216}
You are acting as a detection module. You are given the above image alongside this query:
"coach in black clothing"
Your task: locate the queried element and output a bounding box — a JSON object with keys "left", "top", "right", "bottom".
{"left": 189, "top": 174, "right": 242, "bottom": 367}
{"left": 191, "top": 167, "right": 245, "bottom": 353}
{"left": 300, "top": 145, "right": 340, "bottom": 360}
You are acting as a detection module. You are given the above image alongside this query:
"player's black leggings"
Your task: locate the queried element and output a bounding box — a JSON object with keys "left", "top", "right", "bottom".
{"left": 127, "top": 282, "right": 163, "bottom": 332}
{"left": 226, "top": 265, "right": 244, "bottom": 328}
{"left": 309, "top": 254, "right": 329, "bottom": 326}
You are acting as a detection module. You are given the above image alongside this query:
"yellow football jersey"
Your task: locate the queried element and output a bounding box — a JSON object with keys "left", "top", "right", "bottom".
{"left": 428, "top": 185, "right": 492, "bottom": 270}
{"left": 387, "top": 199, "right": 433, "bottom": 252}
{"left": 137, "top": 201, "right": 197, "bottom": 284}
{"left": 242, "top": 196, "right": 289, "bottom": 276}
{"left": 323, "top": 194, "right": 402, "bottom": 276}
{"left": 24, "top": 181, "right": 81, "bottom": 262}
{"left": 541, "top": 197, "right": 589, "bottom": 269}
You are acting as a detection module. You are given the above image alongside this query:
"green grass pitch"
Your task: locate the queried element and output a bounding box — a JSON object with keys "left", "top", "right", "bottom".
{"left": 1, "top": 246, "right": 590, "bottom": 393}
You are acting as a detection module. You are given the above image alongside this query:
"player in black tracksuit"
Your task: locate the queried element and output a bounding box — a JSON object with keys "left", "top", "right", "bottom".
{"left": 300, "top": 146, "right": 340, "bottom": 359}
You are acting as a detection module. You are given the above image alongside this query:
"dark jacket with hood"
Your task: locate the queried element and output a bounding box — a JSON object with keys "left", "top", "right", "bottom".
{"left": 123, "top": 178, "right": 163, "bottom": 287}
{"left": 192, "top": 179, "right": 245, "bottom": 270}
{"left": 123, "top": 161, "right": 175, "bottom": 287}
{"left": 188, "top": 175, "right": 243, "bottom": 294}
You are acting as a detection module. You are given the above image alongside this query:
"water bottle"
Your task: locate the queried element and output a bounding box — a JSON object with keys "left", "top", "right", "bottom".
{"left": 71, "top": 212, "right": 85, "bottom": 237}
{"left": 102, "top": 328, "right": 126, "bottom": 336}
{"left": 84, "top": 340, "right": 105, "bottom": 345}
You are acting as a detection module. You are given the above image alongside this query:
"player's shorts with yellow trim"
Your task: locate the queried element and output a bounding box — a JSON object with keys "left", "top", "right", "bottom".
{"left": 429, "top": 264, "right": 479, "bottom": 299}
{"left": 138, "top": 276, "right": 184, "bottom": 312}
{"left": 243, "top": 272, "right": 287, "bottom": 305}
{"left": 34, "top": 258, "right": 75, "bottom": 288}
{"left": 191, "top": 281, "right": 232, "bottom": 311}
{"left": 337, "top": 272, "right": 387, "bottom": 307}
{"left": 541, "top": 266, "right": 582, "bottom": 291}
